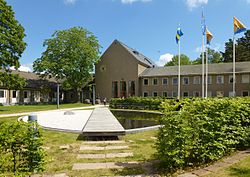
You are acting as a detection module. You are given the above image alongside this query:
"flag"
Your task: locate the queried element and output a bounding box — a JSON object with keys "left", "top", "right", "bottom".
{"left": 176, "top": 27, "right": 183, "bottom": 44}
{"left": 234, "top": 17, "right": 246, "bottom": 35}
{"left": 206, "top": 27, "right": 213, "bottom": 45}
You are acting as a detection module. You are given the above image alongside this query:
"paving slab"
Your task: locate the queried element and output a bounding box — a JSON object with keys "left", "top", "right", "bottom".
{"left": 177, "top": 173, "right": 197, "bottom": 177}
{"left": 59, "top": 145, "right": 70, "bottom": 150}
{"left": 80, "top": 145, "right": 129, "bottom": 151}
{"left": 192, "top": 169, "right": 210, "bottom": 176}
{"left": 83, "top": 140, "right": 126, "bottom": 144}
{"left": 72, "top": 162, "right": 139, "bottom": 170}
{"left": 31, "top": 173, "right": 68, "bottom": 177}
{"left": 77, "top": 152, "right": 133, "bottom": 159}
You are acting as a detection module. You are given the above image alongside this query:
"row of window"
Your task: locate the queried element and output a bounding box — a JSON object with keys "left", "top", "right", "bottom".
{"left": 143, "top": 74, "right": 250, "bottom": 86}
{"left": 143, "top": 90, "right": 250, "bottom": 97}
{"left": 0, "top": 90, "right": 18, "bottom": 98}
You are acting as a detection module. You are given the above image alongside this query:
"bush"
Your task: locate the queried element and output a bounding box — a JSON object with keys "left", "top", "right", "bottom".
{"left": 156, "top": 97, "right": 250, "bottom": 173}
{"left": 109, "top": 97, "right": 169, "bottom": 110}
{"left": 0, "top": 121, "right": 45, "bottom": 176}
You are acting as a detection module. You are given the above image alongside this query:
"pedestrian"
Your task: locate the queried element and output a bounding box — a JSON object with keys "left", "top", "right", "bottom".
{"left": 103, "top": 97, "right": 107, "bottom": 106}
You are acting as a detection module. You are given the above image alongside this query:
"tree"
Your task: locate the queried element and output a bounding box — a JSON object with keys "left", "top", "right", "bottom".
{"left": 33, "top": 27, "right": 101, "bottom": 102}
{"left": 222, "top": 30, "right": 250, "bottom": 62}
{"left": 193, "top": 48, "right": 223, "bottom": 64}
{"left": 164, "top": 54, "right": 191, "bottom": 66}
{"left": 0, "top": 0, "right": 26, "bottom": 69}
{"left": 0, "top": 0, "right": 27, "bottom": 97}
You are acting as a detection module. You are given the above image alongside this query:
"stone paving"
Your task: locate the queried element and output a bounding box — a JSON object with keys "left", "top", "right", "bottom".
{"left": 77, "top": 152, "right": 133, "bottom": 159}
{"left": 79, "top": 145, "right": 129, "bottom": 151}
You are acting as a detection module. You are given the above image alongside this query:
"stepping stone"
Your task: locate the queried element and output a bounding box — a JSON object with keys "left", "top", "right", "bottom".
{"left": 41, "top": 146, "right": 50, "bottom": 150}
{"left": 77, "top": 152, "right": 133, "bottom": 159}
{"left": 72, "top": 162, "right": 139, "bottom": 170}
{"left": 59, "top": 145, "right": 70, "bottom": 150}
{"left": 128, "top": 140, "right": 135, "bottom": 143}
{"left": 80, "top": 145, "right": 129, "bottom": 151}
{"left": 150, "top": 137, "right": 157, "bottom": 140}
{"left": 139, "top": 139, "right": 146, "bottom": 141}
{"left": 83, "top": 140, "right": 125, "bottom": 144}
{"left": 177, "top": 173, "right": 197, "bottom": 177}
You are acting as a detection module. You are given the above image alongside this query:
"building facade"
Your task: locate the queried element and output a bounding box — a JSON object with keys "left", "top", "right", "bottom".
{"left": 95, "top": 40, "right": 250, "bottom": 100}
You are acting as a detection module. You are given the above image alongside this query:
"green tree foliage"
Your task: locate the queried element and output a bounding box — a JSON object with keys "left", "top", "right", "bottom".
{"left": 193, "top": 48, "right": 223, "bottom": 64}
{"left": 0, "top": 0, "right": 27, "bottom": 93}
{"left": 0, "top": 0, "right": 26, "bottom": 69}
{"left": 156, "top": 97, "right": 250, "bottom": 173}
{"left": 164, "top": 54, "right": 191, "bottom": 66}
{"left": 0, "top": 121, "right": 45, "bottom": 175}
{"left": 33, "top": 27, "right": 101, "bottom": 102}
{"left": 222, "top": 30, "right": 250, "bottom": 62}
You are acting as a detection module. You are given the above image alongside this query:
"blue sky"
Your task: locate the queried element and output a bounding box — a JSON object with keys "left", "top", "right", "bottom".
{"left": 6, "top": 0, "right": 250, "bottom": 71}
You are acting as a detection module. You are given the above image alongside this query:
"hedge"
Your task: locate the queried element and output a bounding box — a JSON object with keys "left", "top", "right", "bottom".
{"left": 156, "top": 97, "right": 250, "bottom": 173}
{"left": 109, "top": 97, "right": 169, "bottom": 110}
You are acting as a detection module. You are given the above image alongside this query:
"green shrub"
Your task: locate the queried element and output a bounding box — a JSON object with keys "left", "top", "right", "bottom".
{"left": 156, "top": 97, "right": 250, "bottom": 173}
{"left": 0, "top": 121, "right": 45, "bottom": 175}
{"left": 109, "top": 97, "right": 169, "bottom": 110}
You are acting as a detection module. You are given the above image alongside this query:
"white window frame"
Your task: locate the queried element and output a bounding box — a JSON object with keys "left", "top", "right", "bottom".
{"left": 162, "top": 78, "right": 168, "bottom": 85}
{"left": 153, "top": 91, "right": 158, "bottom": 97}
{"left": 0, "top": 90, "right": 5, "bottom": 98}
{"left": 242, "top": 74, "right": 249, "bottom": 83}
{"left": 152, "top": 78, "right": 158, "bottom": 86}
{"left": 172, "top": 91, "right": 177, "bottom": 97}
{"left": 172, "top": 77, "right": 178, "bottom": 85}
{"left": 12, "top": 90, "right": 17, "bottom": 98}
{"left": 183, "top": 77, "right": 189, "bottom": 85}
{"left": 216, "top": 75, "right": 224, "bottom": 84}
{"left": 193, "top": 76, "right": 201, "bottom": 85}
{"left": 162, "top": 91, "right": 168, "bottom": 97}
{"left": 208, "top": 76, "right": 212, "bottom": 84}
{"left": 228, "top": 75, "right": 234, "bottom": 84}
{"left": 143, "top": 78, "right": 149, "bottom": 86}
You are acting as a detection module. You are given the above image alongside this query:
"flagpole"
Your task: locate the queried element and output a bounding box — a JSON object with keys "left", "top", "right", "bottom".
{"left": 233, "top": 36, "right": 236, "bottom": 96}
{"left": 202, "top": 34, "right": 205, "bottom": 98}
{"left": 205, "top": 44, "right": 208, "bottom": 98}
{"left": 178, "top": 39, "right": 181, "bottom": 99}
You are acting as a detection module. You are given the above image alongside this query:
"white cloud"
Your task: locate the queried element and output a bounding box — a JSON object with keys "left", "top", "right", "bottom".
{"left": 121, "top": 0, "right": 152, "bottom": 4}
{"left": 64, "top": 0, "right": 77, "bottom": 5}
{"left": 10, "top": 64, "right": 33, "bottom": 72}
{"left": 245, "top": 0, "right": 250, "bottom": 4}
{"left": 186, "top": 0, "right": 208, "bottom": 9}
{"left": 156, "top": 53, "right": 174, "bottom": 66}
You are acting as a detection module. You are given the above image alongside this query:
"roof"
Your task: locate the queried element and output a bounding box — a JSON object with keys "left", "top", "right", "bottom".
{"left": 139, "top": 62, "right": 250, "bottom": 77}
{"left": 115, "top": 40, "right": 156, "bottom": 68}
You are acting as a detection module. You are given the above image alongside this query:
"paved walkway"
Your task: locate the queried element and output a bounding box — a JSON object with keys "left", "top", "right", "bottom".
{"left": 0, "top": 104, "right": 105, "bottom": 118}
{"left": 178, "top": 149, "right": 250, "bottom": 177}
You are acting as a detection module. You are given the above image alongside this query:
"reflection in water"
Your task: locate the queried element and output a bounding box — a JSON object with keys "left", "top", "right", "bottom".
{"left": 117, "top": 118, "right": 158, "bottom": 129}
{"left": 111, "top": 110, "right": 162, "bottom": 130}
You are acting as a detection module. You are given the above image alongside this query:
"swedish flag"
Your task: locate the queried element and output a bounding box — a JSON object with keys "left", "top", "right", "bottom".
{"left": 176, "top": 27, "right": 183, "bottom": 44}
{"left": 234, "top": 17, "right": 246, "bottom": 35}
{"left": 206, "top": 27, "right": 213, "bottom": 45}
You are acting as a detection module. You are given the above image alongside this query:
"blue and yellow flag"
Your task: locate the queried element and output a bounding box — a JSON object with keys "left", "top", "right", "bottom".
{"left": 206, "top": 27, "right": 213, "bottom": 45}
{"left": 234, "top": 17, "right": 246, "bottom": 35}
{"left": 176, "top": 27, "right": 183, "bottom": 44}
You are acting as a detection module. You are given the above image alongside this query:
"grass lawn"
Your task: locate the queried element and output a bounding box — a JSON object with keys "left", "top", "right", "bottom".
{"left": 0, "top": 103, "right": 91, "bottom": 115}
{"left": 204, "top": 156, "right": 250, "bottom": 177}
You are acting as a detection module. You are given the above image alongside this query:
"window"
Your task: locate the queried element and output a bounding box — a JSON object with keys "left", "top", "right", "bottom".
{"left": 144, "top": 79, "right": 149, "bottom": 86}
{"left": 152, "top": 78, "right": 158, "bottom": 85}
{"left": 12, "top": 91, "right": 17, "bottom": 98}
{"left": 112, "top": 81, "right": 118, "bottom": 98}
{"left": 207, "top": 76, "right": 212, "bottom": 84}
{"left": 172, "top": 91, "right": 177, "bottom": 97}
{"left": 216, "top": 91, "right": 224, "bottom": 97}
{"left": 0, "top": 90, "right": 4, "bottom": 98}
{"left": 172, "top": 77, "right": 178, "bottom": 85}
{"left": 193, "top": 76, "right": 201, "bottom": 85}
{"left": 162, "top": 78, "right": 168, "bottom": 85}
{"left": 120, "top": 81, "right": 127, "bottom": 98}
{"left": 153, "top": 92, "right": 158, "bottom": 97}
{"left": 24, "top": 91, "right": 28, "bottom": 99}
{"left": 193, "top": 91, "right": 200, "bottom": 97}
{"left": 183, "top": 77, "right": 189, "bottom": 85}
{"left": 162, "top": 92, "right": 168, "bottom": 97}
{"left": 128, "top": 81, "right": 135, "bottom": 97}
{"left": 229, "top": 75, "right": 234, "bottom": 84}
{"left": 242, "top": 91, "right": 249, "bottom": 97}
{"left": 207, "top": 91, "right": 212, "bottom": 97}
{"left": 143, "top": 92, "right": 149, "bottom": 97}
{"left": 216, "top": 75, "right": 224, "bottom": 84}
{"left": 242, "top": 74, "right": 249, "bottom": 83}
{"left": 183, "top": 92, "right": 189, "bottom": 97}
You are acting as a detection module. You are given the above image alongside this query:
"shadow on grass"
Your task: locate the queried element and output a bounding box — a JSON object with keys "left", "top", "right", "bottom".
{"left": 230, "top": 167, "right": 250, "bottom": 176}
